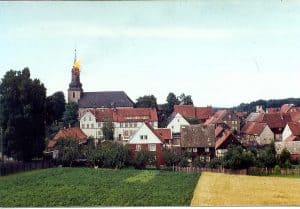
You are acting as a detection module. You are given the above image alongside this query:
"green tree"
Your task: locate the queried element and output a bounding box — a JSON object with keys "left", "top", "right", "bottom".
{"left": 0, "top": 68, "right": 46, "bottom": 161}
{"left": 256, "top": 143, "right": 277, "bottom": 168}
{"left": 222, "top": 145, "right": 255, "bottom": 169}
{"left": 56, "top": 138, "right": 82, "bottom": 166}
{"left": 279, "top": 148, "right": 291, "bottom": 168}
{"left": 46, "top": 91, "right": 65, "bottom": 125}
{"left": 178, "top": 93, "right": 193, "bottom": 105}
{"left": 135, "top": 95, "right": 158, "bottom": 108}
{"left": 62, "top": 102, "right": 78, "bottom": 127}
{"left": 133, "top": 149, "right": 155, "bottom": 169}
{"left": 102, "top": 120, "right": 114, "bottom": 140}
{"left": 163, "top": 149, "right": 181, "bottom": 167}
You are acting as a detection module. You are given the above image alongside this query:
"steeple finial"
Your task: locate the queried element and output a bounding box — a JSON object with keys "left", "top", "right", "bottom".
{"left": 74, "top": 49, "right": 77, "bottom": 64}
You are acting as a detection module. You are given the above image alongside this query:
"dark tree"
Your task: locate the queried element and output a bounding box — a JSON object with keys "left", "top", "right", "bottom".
{"left": 279, "top": 148, "right": 291, "bottom": 168}
{"left": 46, "top": 91, "right": 65, "bottom": 125}
{"left": 178, "top": 93, "right": 193, "bottom": 105}
{"left": 62, "top": 102, "right": 78, "bottom": 127}
{"left": 56, "top": 138, "right": 82, "bottom": 166}
{"left": 102, "top": 120, "right": 114, "bottom": 140}
{"left": 222, "top": 145, "right": 255, "bottom": 169}
{"left": 135, "top": 95, "right": 158, "bottom": 108}
{"left": 0, "top": 68, "right": 46, "bottom": 161}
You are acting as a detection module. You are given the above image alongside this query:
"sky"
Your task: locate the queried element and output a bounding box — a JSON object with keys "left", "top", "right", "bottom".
{"left": 1, "top": 1, "right": 300, "bottom": 107}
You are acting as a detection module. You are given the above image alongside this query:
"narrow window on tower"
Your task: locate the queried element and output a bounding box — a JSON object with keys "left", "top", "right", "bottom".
{"left": 73, "top": 92, "right": 75, "bottom": 98}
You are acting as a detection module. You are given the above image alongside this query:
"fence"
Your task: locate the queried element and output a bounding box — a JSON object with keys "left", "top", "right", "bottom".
{"left": 167, "top": 166, "right": 247, "bottom": 175}
{"left": 247, "top": 167, "right": 300, "bottom": 176}
{"left": 0, "top": 160, "right": 56, "bottom": 176}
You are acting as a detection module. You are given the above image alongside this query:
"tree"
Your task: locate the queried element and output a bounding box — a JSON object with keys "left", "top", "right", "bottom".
{"left": 135, "top": 95, "right": 157, "bottom": 109}
{"left": 166, "top": 92, "right": 179, "bottom": 114}
{"left": 56, "top": 138, "right": 82, "bottom": 166}
{"left": 178, "top": 93, "right": 193, "bottom": 105}
{"left": 222, "top": 145, "right": 255, "bottom": 169}
{"left": 256, "top": 143, "right": 277, "bottom": 168}
{"left": 0, "top": 68, "right": 46, "bottom": 161}
{"left": 279, "top": 148, "right": 291, "bottom": 168}
{"left": 62, "top": 102, "right": 78, "bottom": 127}
{"left": 102, "top": 120, "right": 114, "bottom": 140}
{"left": 163, "top": 149, "right": 181, "bottom": 167}
{"left": 46, "top": 91, "right": 65, "bottom": 125}
{"left": 133, "top": 149, "right": 155, "bottom": 169}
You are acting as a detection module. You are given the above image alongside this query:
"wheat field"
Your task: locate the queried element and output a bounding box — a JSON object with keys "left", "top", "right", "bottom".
{"left": 191, "top": 172, "right": 300, "bottom": 206}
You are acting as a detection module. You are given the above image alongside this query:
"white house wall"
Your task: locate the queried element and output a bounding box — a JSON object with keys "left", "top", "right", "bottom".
{"left": 258, "top": 125, "right": 274, "bottom": 145}
{"left": 129, "top": 124, "right": 162, "bottom": 144}
{"left": 282, "top": 125, "right": 292, "bottom": 141}
{"left": 167, "top": 113, "right": 190, "bottom": 133}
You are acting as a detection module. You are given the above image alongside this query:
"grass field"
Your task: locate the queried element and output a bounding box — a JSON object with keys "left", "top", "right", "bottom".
{"left": 0, "top": 167, "right": 199, "bottom": 207}
{"left": 191, "top": 172, "right": 300, "bottom": 206}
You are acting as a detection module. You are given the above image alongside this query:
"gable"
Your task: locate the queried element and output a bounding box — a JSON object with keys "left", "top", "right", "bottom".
{"left": 128, "top": 123, "right": 162, "bottom": 144}
{"left": 80, "top": 111, "right": 96, "bottom": 123}
{"left": 167, "top": 113, "right": 190, "bottom": 128}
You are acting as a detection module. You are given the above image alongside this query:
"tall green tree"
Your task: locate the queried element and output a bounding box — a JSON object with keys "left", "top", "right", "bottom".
{"left": 62, "top": 102, "right": 78, "bottom": 127}
{"left": 135, "top": 95, "right": 157, "bottom": 108}
{"left": 178, "top": 93, "right": 193, "bottom": 105}
{"left": 102, "top": 120, "right": 114, "bottom": 140}
{"left": 0, "top": 68, "right": 46, "bottom": 161}
{"left": 46, "top": 91, "right": 66, "bottom": 125}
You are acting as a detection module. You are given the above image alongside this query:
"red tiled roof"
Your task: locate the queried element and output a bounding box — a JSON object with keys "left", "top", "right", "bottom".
{"left": 290, "top": 112, "right": 300, "bottom": 123}
{"left": 254, "top": 113, "right": 291, "bottom": 129}
{"left": 174, "top": 105, "right": 195, "bottom": 118}
{"left": 48, "top": 127, "right": 87, "bottom": 149}
{"left": 281, "top": 104, "right": 295, "bottom": 114}
{"left": 266, "top": 108, "right": 280, "bottom": 113}
{"left": 215, "top": 129, "right": 238, "bottom": 149}
{"left": 85, "top": 108, "right": 158, "bottom": 122}
{"left": 285, "top": 135, "right": 300, "bottom": 141}
{"left": 173, "top": 105, "right": 213, "bottom": 120}
{"left": 236, "top": 112, "right": 247, "bottom": 118}
{"left": 195, "top": 107, "right": 213, "bottom": 120}
{"left": 215, "top": 126, "right": 224, "bottom": 137}
{"left": 287, "top": 122, "right": 300, "bottom": 136}
{"left": 241, "top": 122, "right": 267, "bottom": 135}
{"left": 204, "top": 110, "right": 227, "bottom": 125}
{"left": 154, "top": 128, "right": 172, "bottom": 142}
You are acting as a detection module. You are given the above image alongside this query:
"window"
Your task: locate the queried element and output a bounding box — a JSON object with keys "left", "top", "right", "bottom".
{"left": 149, "top": 144, "right": 156, "bottom": 151}
{"left": 120, "top": 123, "right": 123, "bottom": 128}
{"left": 98, "top": 131, "right": 101, "bottom": 136}
{"left": 82, "top": 124, "right": 85, "bottom": 129}
{"left": 129, "top": 123, "right": 132, "bottom": 128}
{"left": 91, "top": 124, "right": 94, "bottom": 128}
{"left": 140, "top": 135, "right": 147, "bottom": 140}
{"left": 98, "top": 122, "right": 101, "bottom": 128}
{"left": 193, "top": 148, "right": 197, "bottom": 153}
{"left": 125, "top": 123, "right": 128, "bottom": 128}
{"left": 136, "top": 144, "right": 141, "bottom": 151}
{"left": 124, "top": 130, "right": 128, "bottom": 136}
{"left": 87, "top": 124, "right": 90, "bottom": 129}
{"left": 89, "top": 116, "right": 91, "bottom": 121}
{"left": 84, "top": 117, "right": 86, "bottom": 121}
{"left": 140, "top": 135, "right": 143, "bottom": 140}
{"left": 205, "top": 147, "right": 210, "bottom": 153}
{"left": 134, "top": 123, "right": 137, "bottom": 128}
{"left": 73, "top": 92, "right": 75, "bottom": 98}
{"left": 119, "top": 134, "right": 122, "bottom": 141}
{"left": 144, "top": 135, "right": 148, "bottom": 140}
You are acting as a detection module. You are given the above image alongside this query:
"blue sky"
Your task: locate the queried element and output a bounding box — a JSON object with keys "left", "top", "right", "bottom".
{"left": 1, "top": 1, "right": 300, "bottom": 107}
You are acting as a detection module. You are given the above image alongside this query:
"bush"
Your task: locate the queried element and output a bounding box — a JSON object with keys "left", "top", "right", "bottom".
{"left": 279, "top": 148, "right": 291, "bottom": 168}
{"left": 192, "top": 158, "right": 206, "bottom": 168}
{"left": 133, "top": 149, "right": 155, "bottom": 169}
{"left": 222, "top": 145, "right": 255, "bottom": 169}
{"left": 256, "top": 143, "right": 277, "bottom": 168}
{"left": 163, "top": 149, "right": 180, "bottom": 167}
{"left": 56, "top": 138, "right": 82, "bottom": 166}
{"left": 274, "top": 165, "right": 281, "bottom": 175}
{"left": 208, "top": 157, "right": 222, "bottom": 169}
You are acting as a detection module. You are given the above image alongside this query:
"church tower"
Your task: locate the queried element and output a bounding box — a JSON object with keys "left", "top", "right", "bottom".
{"left": 68, "top": 50, "right": 83, "bottom": 103}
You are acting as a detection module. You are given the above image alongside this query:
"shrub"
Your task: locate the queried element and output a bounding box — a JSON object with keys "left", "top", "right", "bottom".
{"left": 163, "top": 149, "right": 181, "bottom": 167}
{"left": 274, "top": 165, "right": 281, "bottom": 175}
{"left": 208, "top": 157, "right": 222, "bottom": 169}
{"left": 192, "top": 158, "right": 206, "bottom": 168}
{"left": 279, "top": 148, "right": 291, "bottom": 168}
{"left": 222, "top": 145, "right": 255, "bottom": 169}
{"left": 56, "top": 138, "right": 82, "bottom": 166}
{"left": 133, "top": 149, "right": 155, "bottom": 169}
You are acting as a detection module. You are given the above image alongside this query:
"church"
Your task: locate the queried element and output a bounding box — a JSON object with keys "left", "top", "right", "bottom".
{"left": 67, "top": 52, "right": 160, "bottom": 143}
{"left": 67, "top": 51, "right": 135, "bottom": 117}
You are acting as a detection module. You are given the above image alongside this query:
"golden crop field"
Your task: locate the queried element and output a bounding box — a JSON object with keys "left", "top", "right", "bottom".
{"left": 191, "top": 172, "right": 300, "bottom": 206}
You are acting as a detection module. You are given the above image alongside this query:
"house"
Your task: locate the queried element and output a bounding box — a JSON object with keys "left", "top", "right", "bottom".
{"left": 180, "top": 124, "right": 216, "bottom": 161}
{"left": 47, "top": 127, "right": 87, "bottom": 158}
{"left": 173, "top": 105, "right": 213, "bottom": 123}
{"left": 128, "top": 123, "right": 165, "bottom": 165}
{"left": 155, "top": 128, "right": 172, "bottom": 146}
{"left": 266, "top": 104, "right": 300, "bottom": 114}
{"left": 166, "top": 112, "right": 190, "bottom": 146}
{"left": 67, "top": 52, "right": 135, "bottom": 118}
{"left": 275, "top": 141, "right": 300, "bottom": 162}
{"left": 282, "top": 122, "right": 300, "bottom": 141}
{"left": 240, "top": 122, "right": 274, "bottom": 147}
{"left": 80, "top": 108, "right": 158, "bottom": 143}
{"left": 249, "top": 112, "right": 292, "bottom": 140}
{"left": 204, "top": 109, "right": 240, "bottom": 133}
{"left": 215, "top": 126, "right": 240, "bottom": 157}
{"left": 290, "top": 111, "right": 300, "bottom": 123}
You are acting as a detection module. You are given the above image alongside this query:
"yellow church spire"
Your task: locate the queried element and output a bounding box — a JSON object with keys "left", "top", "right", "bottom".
{"left": 73, "top": 49, "right": 81, "bottom": 71}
